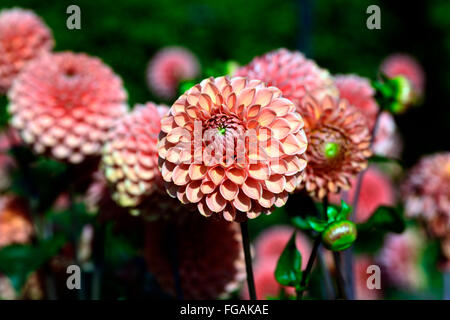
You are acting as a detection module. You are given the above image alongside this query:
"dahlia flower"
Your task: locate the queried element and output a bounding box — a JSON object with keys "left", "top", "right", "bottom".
{"left": 102, "top": 102, "right": 168, "bottom": 209}
{"left": 235, "top": 48, "right": 338, "bottom": 110}
{"left": 334, "top": 74, "right": 379, "bottom": 130}
{"left": 297, "top": 95, "right": 372, "bottom": 199}
{"left": 144, "top": 214, "right": 245, "bottom": 299}
{"left": 8, "top": 52, "right": 128, "bottom": 164}
{"left": 329, "top": 167, "right": 395, "bottom": 222}
{"left": 0, "top": 8, "right": 53, "bottom": 94}
{"left": 0, "top": 195, "right": 33, "bottom": 247}
{"left": 0, "top": 128, "right": 20, "bottom": 192}
{"left": 147, "top": 47, "right": 200, "bottom": 99}
{"left": 380, "top": 53, "right": 425, "bottom": 101}
{"left": 372, "top": 111, "right": 403, "bottom": 158}
{"left": 402, "top": 153, "right": 450, "bottom": 237}
{"left": 0, "top": 272, "right": 43, "bottom": 300}
{"left": 377, "top": 227, "right": 427, "bottom": 290}
{"left": 158, "top": 76, "right": 308, "bottom": 221}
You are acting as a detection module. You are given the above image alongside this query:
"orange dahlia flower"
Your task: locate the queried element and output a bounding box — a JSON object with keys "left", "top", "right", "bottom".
{"left": 235, "top": 48, "right": 338, "bottom": 110}
{"left": 298, "top": 95, "right": 372, "bottom": 199}
{"left": 0, "top": 8, "right": 53, "bottom": 94}
{"left": 0, "top": 195, "right": 33, "bottom": 248}
{"left": 102, "top": 102, "right": 168, "bottom": 210}
{"left": 8, "top": 52, "right": 128, "bottom": 164}
{"left": 144, "top": 214, "right": 245, "bottom": 299}
{"left": 158, "top": 76, "right": 308, "bottom": 221}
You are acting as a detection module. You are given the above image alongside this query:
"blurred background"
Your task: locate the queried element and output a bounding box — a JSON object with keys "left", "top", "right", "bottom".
{"left": 0, "top": 0, "right": 449, "bottom": 300}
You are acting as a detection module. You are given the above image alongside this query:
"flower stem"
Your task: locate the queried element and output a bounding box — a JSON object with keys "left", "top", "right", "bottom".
{"left": 332, "top": 251, "right": 347, "bottom": 299}
{"left": 297, "top": 236, "right": 321, "bottom": 299}
{"left": 241, "top": 221, "right": 256, "bottom": 300}
{"left": 343, "top": 109, "right": 383, "bottom": 299}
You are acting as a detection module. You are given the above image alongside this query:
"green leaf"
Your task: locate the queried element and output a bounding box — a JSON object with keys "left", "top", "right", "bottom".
{"left": 336, "top": 200, "right": 352, "bottom": 221}
{"left": 369, "top": 154, "right": 403, "bottom": 167}
{"left": 358, "top": 206, "right": 405, "bottom": 234}
{"left": 307, "top": 217, "right": 328, "bottom": 233}
{"left": 0, "top": 235, "right": 66, "bottom": 291}
{"left": 326, "top": 206, "right": 339, "bottom": 221}
{"left": 291, "top": 216, "right": 313, "bottom": 231}
{"left": 275, "top": 231, "right": 302, "bottom": 287}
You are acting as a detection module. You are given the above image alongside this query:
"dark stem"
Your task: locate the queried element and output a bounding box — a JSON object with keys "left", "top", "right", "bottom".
{"left": 167, "top": 225, "right": 183, "bottom": 300}
{"left": 297, "top": 236, "right": 321, "bottom": 299}
{"left": 241, "top": 221, "right": 256, "bottom": 300}
{"left": 344, "top": 109, "right": 383, "bottom": 299}
{"left": 91, "top": 224, "right": 105, "bottom": 300}
{"left": 332, "top": 251, "right": 347, "bottom": 299}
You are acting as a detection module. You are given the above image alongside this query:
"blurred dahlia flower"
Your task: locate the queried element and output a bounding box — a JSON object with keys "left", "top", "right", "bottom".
{"left": 144, "top": 214, "right": 245, "bottom": 299}
{"left": 0, "top": 195, "right": 33, "bottom": 248}
{"left": 297, "top": 95, "right": 372, "bottom": 199}
{"left": 0, "top": 128, "right": 20, "bottom": 191}
{"left": 158, "top": 76, "right": 308, "bottom": 221}
{"left": 377, "top": 227, "right": 427, "bottom": 291}
{"left": 372, "top": 111, "right": 403, "bottom": 158}
{"left": 402, "top": 153, "right": 450, "bottom": 237}
{"left": 235, "top": 48, "right": 338, "bottom": 110}
{"left": 334, "top": 74, "right": 378, "bottom": 130}
{"left": 102, "top": 102, "right": 168, "bottom": 209}
{"left": 147, "top": 46, "right": 200, "bottom": 99}
{"left": 329, "top": 167, "right": 395, "bottom": 223}
{"left": 242, "top": 225, "right": 311, "bottom": 300}
{"left": 380, "top": 53, "right": 425, "bottom": 102}
{"left": 8, "top": 52, "right": 128, "bottom": 164}
{"left": 0, "top": 8, "right": 53, "bottom": 94}
{"left": 254, "top": 225, "right": 311, "bottom": 265}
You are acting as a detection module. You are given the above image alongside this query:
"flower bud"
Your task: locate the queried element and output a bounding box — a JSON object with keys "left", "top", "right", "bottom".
{"left": 322, "top": 220, "right": 357, "bottom": 251}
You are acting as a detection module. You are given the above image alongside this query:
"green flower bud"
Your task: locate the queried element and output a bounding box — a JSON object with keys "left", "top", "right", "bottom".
{"left": 322, "top": 220, "right": 357, "bottom": 251}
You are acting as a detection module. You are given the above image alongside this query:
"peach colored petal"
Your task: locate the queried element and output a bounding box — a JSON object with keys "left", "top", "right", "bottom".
{"left": 186, "top": 180, "right": 203, "bottom": 203}
{"left": 274, "top": 191, "right": 288, "bottom": 207}
{"left": 257, "top": 109, "right": 276, "bottom": 127}
{"left": 172, "top": 164, "right": 190, "bottom": 186}
{"left": 233, "top": 191, "right": 252, "bottom": 212}
{"left": 189, "top": 164, "right": 208, "bottom": 180}
{"left": 237, "top": 87, "right": 256, "bottom": 107}
{"left": 246, "top": 104, "right": 261, "bottom": 119}
{"left": 242, "top": 177, "right": 262, "bottom": 200}
{"left": 281, "top": 134, "right": 304, "bottom": 155}
{"left": 208, "top": 166, "right": 225, "bottom": 185}
{"left": 265, "top": 174, "right": 286, "bottom": 194}
{"left": 254, "top": 88, "right": 273, "bottom": 107}
{"left": 248, "top": 163, "right": 270, "bottom": 180}
{"left": 223, "top": 205, "right": 237, "bottom": 221}
{"left": 198, "top": 93, "right": 212, "bottom": 112}
{"left": 258, "top": 189, "right": 275, "bottom": 208}
{"left": 220, "top": 180, "right": 239, "bottom": 201}
{"left": 269, "top": 118, "right": 291, "bottom": 140}
{"left": 268, "top": 98, "right": 293, "bottom": 117}
{"left": 206, "top": 191, "right": 227, "bottom": 213}
{"left": 270, "top": 159, "right": 287, "bottom": 175}
{"left": 226, "top": 167, "right": 246, "bottom": 185}
{"left": 198, "top": 200, "right": 213, "bottom": 217}
{"left": 201, "top": 180, "right": 216, "bottom": 194}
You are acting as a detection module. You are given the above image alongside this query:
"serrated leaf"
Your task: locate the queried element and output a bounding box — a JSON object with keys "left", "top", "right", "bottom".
{"left": 275, "top": 231, "right": 302, "bottom": 287}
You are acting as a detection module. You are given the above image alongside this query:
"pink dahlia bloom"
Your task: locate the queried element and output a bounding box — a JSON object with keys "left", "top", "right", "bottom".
{"left": 8, "top": 52, "right": 128, "bottom": 164}
{"left": 102, "top": 102, "right": 168, "bottom": 210}
{"left": 402, "top": 153, "right": 450, "bottom": 237}
{"left": 235, "top": 48, "right": 338, "bottom": 111}
{"left": 354, "top": 255, "right": 382, "bottom": 300}
{"left": 147, "top": 47, "right": 200, "bottom": 99}
{"left": 254, "top": 225, "right": 311, "bottom": 266}
{"left": 372, "top": 111, "right": 403, "bottom": 158}
{"left": 0, "top": 8, "right": 54, "bottom": 94}
{"left": 0, "top": 196, "right": 33, "bottom": 248}
{"left": 297, "top": 95, "right": 372, "bottom": 199}
{"left": 158, "top": 76, "right": 308, "bottom": 221}
{"left": 144, "top": 214, "right": 245, "bottom": 299}
{"left": 377, "top": 227, "right": 427, "bottom": 290}
{"left": 334, "top": 74, "right": 379, "bottom": 130}
{"left": 329, "top": 167, "right": 395, "bottom": 223}
{"left": 380, "top": 53, "right": 425, "bottom": 101}
{"left": 0, "top": 128, "right": 20, "bottom": 191}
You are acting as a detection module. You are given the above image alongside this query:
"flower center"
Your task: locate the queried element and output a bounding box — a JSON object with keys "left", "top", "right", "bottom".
{"left": 324, "top": 142, "right": 340, "bottom": 159}
{"left": 309, "top": 127, "right": 348, "bottom": 169}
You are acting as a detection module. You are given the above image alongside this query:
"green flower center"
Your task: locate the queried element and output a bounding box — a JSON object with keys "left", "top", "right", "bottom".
{"left": 217, "top": 126, "right": 226, "bottom": 136}
{"left": 324, "top": 142, "right": 340, "bottom": 159}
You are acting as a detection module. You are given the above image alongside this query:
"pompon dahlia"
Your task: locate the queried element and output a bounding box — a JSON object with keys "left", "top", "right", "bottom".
{"left": 373, "top": 111, "right": 403, "bottom": 158}
{"left": 147, "top": 47, "right": 200, "bottom": 99}
{"left": 235, "top": 48, "right": 338, "bottom": 110}
{"left": 0, "top": 195, "right": 33, "bottom": 248}
{"left": 158, "top": 76, "right": 308, "bottom": 221}
{"left": 144, "top": 214, "right": 245, "bottom": 299}
{"left": 334, "top": 74, "right": 378, "bottom": 130}
{"left": 0, "top": 8, "right": 53, "bottom": 94}
{"left": 402, "top": 153, "right": 450, "bottom": 237}
{"left": 329, "top": 167, "right": 395, "bottom": 223}
{"left": 102, "top": 102, "right": 168, "bottom": 210}
{"left": 380, "top": 53, "right": 425, "bottom": 101}
{"left": 8, "top": 52, "right": 128, "bottom": 164}
{"left": 377, "top": 227, "right": 427, "bottom": 291}
{"left": 298, "top": 95, "right": 372, "bottom": 199}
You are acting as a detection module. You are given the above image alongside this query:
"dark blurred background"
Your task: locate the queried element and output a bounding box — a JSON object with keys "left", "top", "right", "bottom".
{"left": 1, "top": 0, "right": 449, "bottom": 165}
